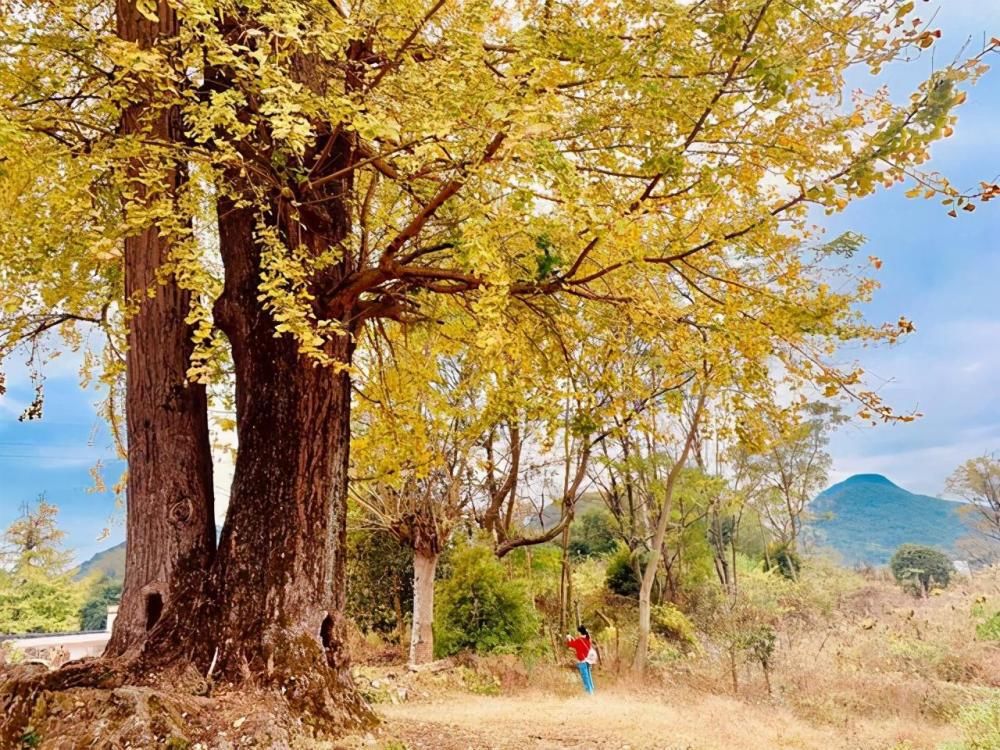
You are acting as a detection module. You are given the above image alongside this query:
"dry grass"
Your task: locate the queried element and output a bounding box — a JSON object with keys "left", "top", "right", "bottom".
{"left": 344, "top": 567, "right": 1000, "bottom": 750}
{"left": 347, "top": 687, "right": 959, "bottom": 750}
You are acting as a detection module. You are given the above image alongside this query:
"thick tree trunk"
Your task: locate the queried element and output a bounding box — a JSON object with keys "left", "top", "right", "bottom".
{"left": 409, "top": 550, "right": 439, "bottom": 665}
{"left": 199, "top": 188, "right": 367, "bottom": 722}
{"left": 106, "top": 0, "right": 216, "bottom": 658}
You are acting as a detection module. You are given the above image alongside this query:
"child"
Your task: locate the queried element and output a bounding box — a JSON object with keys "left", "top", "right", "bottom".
{"left": 565, "top": 625, "right": 596, "bottom": 694}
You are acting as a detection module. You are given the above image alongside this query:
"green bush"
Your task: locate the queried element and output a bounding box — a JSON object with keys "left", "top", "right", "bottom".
{"left": 738, "top": 624, "right": 776, "bottom": 672}
{"left": 568, "top": 511, "right": 618, "bottom": 559}
{"left": 434, "top": 544, "right": 539, "bottom": 657}
{"left": 889, "top": 544, "right": 953, "bottom": 596}
{"left": 646, "top": 633, "right": 684, "bottom": 666}
{"left": 605, "top": 546, "right": 641, "bottom": 598}
{"left": 976, "top": 611, "right": 1000, "bottom": 642}
{"left": 346, "top": 530, "right": 413, "bottom": 637}
{"left": 941, "top": 698, "right": 1000, "bottom": 750}
{"left": 763, "top": 542, "right": 801, "bottom": 580}
{"left": 572, "top": 557, "right": 612, "bottom": 627}
{"left": 651, "top": 603, "right": 699, "bottom": 650}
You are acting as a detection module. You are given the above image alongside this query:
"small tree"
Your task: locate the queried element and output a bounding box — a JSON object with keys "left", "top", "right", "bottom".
{"left": 434, "top": 544, "right": 538, "bottom": 657}
{"left": 890, "top": 544, "right": 954, "bottom": 596}
{"left": 743, "top": 403, "right": 846, "bottom": 552}
{"left": 0, "top": 498, "right": 86, "bottom": 633}
{"left": 947, "top": 454, "right": 1000, "bottom": 546}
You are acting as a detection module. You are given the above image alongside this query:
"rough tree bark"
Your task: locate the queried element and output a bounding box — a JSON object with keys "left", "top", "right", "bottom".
{"left": 1, "top": 4, "right": 218, "bottom": 742}
{"left": 409, "top": 549, "right": 439, "bottom": 665}
{"left": 200, "top": 182, "right": 367, "bottom": 719}
{"left": 106, "top": 125, "right": 370, "bottom": 727}
{"left": 106, "top": 0, "right": 216, "bottom": 659}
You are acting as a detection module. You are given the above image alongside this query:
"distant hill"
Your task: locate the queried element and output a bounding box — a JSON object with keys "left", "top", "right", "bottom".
{"left": 808, "top": 474, "right": 969, "bottom": 566}
{"left": 74, "top": 541, "right": 125, "bottom": 582}
{"left": 527, "top": 492, "right": 605, "bottom": 531}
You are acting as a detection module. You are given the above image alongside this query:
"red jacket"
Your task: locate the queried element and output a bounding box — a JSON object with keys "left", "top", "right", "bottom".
{"left": 566, "top": 635, "right": 591, "bottom": 662}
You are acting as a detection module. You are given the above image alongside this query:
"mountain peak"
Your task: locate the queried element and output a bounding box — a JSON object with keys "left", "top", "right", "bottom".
{"left": 809, "top": 473, "right": 965, "bottom": 565}
{"left": 841, "top": 473, "right": 898, "bottom": 487}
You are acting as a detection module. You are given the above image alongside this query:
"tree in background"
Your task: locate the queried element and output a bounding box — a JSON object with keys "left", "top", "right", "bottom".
{"left": 0, "top": 499, "right": 87, "bottom": 634}
{"left": 352, "top": 452, "right": 470, "bottom": 665}
{"left": 695, "top": 399, "right": 773, "bottom": 596}
{"left": 743, "top": 403, "right": 846, "bottom": 553}
{"left": 434, "top": 544, "right": 538, "bottom": 658}
{"left": 79, "top": 579, "right": 123, "bottom": 632}
{"left": 352, "top": 323, "right": 488, "bottom": 664}
{"left": 345, "top": 529, "right": 413, "bottom": 642}
{"left": 1, "top": 0, "right": 992, "bottom": 732}
{"left": 890, "top": 544, "right": 954, "bottom": 597}
{"left": 568, "top": 511, "right": 618, "bottom": 560}
{"left": 947, "top": 454, "right": 1000, "bottom": 547}
{"left": 658, "top": 468, "right": 726, "bottom": 604}
{"left": 631, "top": 392, "right": 705, "bottom": 673}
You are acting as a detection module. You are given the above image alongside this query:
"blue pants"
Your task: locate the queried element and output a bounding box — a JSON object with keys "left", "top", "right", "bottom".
{"left": 576, "top": 661, "right": 595, "bottom": 694}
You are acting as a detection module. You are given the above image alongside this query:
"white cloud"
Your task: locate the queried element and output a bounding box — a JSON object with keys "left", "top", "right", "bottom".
{"left": 828, "top": 317, "right": 1000, "bottom": 497}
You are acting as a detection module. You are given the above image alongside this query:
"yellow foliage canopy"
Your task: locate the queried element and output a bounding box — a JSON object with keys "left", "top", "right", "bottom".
{"left": 0, "top": 0, "right": 993, "bottom": 421}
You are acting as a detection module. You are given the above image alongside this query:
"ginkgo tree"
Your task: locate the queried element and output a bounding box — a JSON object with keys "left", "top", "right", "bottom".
{"left": 0, "top": 0, "right": 994, "bottom": 733}
{"left": 350, "top": 321, "right": 486, "bottom": 666}
{"left": 351, "top": 295, "right": 647, "bottom": 662}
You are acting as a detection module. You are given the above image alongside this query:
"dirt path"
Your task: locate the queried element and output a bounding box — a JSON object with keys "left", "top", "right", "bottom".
{"left": 365, "top": 690, "right": 956, "bottom": 750}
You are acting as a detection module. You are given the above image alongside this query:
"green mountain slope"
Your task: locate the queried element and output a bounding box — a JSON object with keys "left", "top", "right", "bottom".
{"left": 527, "top": 492, "right": 605, "bottom": 531}
{"left": 74, "top": 541, "right": 125, "bottom": 582}
{"left": 808, "top": 474, "right": 969, "bottom": 566}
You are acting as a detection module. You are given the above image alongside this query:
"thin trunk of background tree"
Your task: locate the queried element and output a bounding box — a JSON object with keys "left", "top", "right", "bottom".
{"left": 409, "top": 550, "right": 439, "bottom": 665}
{"left": 633, "top": 394, "right": 705, "bottom": 674}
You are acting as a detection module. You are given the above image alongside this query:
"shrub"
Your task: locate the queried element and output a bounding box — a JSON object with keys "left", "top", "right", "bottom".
{"left": 646, "top": 633, "right": 684, "bottom": 666}
{"left": 887, "top": 634, "right": 945, "bottom": 676}
{"left": 568, "top": 511, "right": 618, "bottom": 559}
{"left": 506, "top": 545, "right": 562, "bottom": 621}
{"left": 605, "top": 546, "right": 641, "bottom": 598}
{"left": 572, "top": 557, "right": 612, "bottom": 627}
{"left": 889, "top": 544, "right": 954, "bottom": 596}
{"left": 346, "top": 530, "right": 413, "bottom": 637}
{"left": 651, "top": 603, "right": 699, "bottom": 650}
{"left": 942, "top": 698, "right": 1000, "bottom": 750}
{"left": 976, "top": 611, "right": 1000, "bottom": 642}
{"left": 738, "top": 624, "right": 776, "bottom": 674}
{"left": 763, "top": 542, "right": 801, "bottom": 580}
{"left": 434, "top": 544, "right": 539, "bottom": 657}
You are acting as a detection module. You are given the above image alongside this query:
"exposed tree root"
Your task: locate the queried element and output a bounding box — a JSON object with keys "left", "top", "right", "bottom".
{"left": 1, "top": 656, "right": 374, "bottom": 749}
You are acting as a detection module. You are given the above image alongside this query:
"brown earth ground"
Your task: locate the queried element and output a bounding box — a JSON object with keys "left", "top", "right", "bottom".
{"left": 364, "top": 689, "right": 959, "bottom": 750}
{"left": 329, "top": 657, "right": 963, "bottom": 750}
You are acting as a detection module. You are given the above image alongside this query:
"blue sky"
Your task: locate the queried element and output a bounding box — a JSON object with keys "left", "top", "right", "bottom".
{"left": 0, "top": 350, "right": 125, "bottom": 565}
{"left": 823, "top": 0, "right": 1000, "bottom": 496}
{"left": 1, "top": 0, "right": 998, "bottom": 563}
